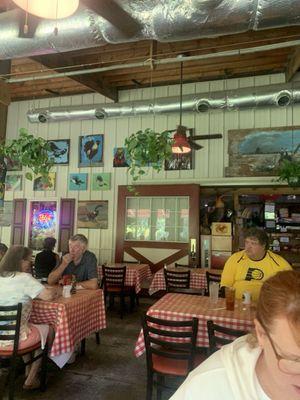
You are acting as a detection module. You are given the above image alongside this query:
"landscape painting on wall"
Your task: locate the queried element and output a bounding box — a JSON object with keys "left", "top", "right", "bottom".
{"left": 92, "top": 173, "right": 111, "bottom": 190}
{"left": 225, "top": 126, "right": 300, "bottom": 177}
{"left": 47, "top": 139, "right": 70, "bottom": 165}
{"left": 165, "top": 152, "right": 193, "bottom": 170}
{"left": 5, "top": 174, "right": 22, "bottom": 191}
{"left": 69, "top": 173, "right": 88, "bottom": 190}
{"left": 77, "top": 200, "right": 108, "bottom": 229}
{"left": 79, "top": 134, "right": 104, "bottom": 167}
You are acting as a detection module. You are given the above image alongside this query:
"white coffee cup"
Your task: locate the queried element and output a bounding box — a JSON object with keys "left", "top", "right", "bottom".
{"left": 242, "top": 291, "right": 251, "bottom": 305}
{"left": 63, "top": 285, "right": 72, "bottom": 298}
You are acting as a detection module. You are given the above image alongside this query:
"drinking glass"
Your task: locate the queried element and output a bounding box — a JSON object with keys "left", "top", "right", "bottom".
{"left": 209, "top": 282, "right": 219, "bottom": 303}
{"left": 225, "top": 287, "right": 236, "bottom": 311}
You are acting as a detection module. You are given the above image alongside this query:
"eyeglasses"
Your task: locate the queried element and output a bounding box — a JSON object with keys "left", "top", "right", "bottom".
{"left": 258, "top": 318, "right": 300, "bottom": 375}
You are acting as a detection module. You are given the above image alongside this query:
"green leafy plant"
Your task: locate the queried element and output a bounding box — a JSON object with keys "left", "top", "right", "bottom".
{"left": 0, "top": 127, "right": 54, "bottom": 184}
{"left": 276, "top": 159, "right": 300, "bottom": 187}
{"left": 124, "top": 128, "right": 173, "bottom": 182}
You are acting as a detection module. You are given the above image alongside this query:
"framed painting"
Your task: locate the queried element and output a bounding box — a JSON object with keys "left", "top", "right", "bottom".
{"left": 77, "top": 200, "right": 108, "bottom": 229}
{"left": 47, "top": 139, "right": 70, "bottom": 165}
{"left": 113, "top": 147, "right": 130, "bottom": 167}
{"left": 78, "top": 134, "right": 104, "bottom": 167}
{"left": 33, "top": 172, "right": 56, "bottom": 191}
{"left": 5, "top": 174, "right": 22, "bottom": 191}
{"left": 164, "top": 151, "right": 193, "bottom": 170}
{"left": 69, "top": 173, "right": 88, "bottom": 191}
{"left": 5, "top": 156, "right": 22, "bottom": 171}
{"left": 92, "top": 173, "right": 111, "bottom": 190}
{"left": 225, "top": 126, "right": 300, "bottom": 177}
{"left": 0, "top": 201, "right": 13, "bottom": 226}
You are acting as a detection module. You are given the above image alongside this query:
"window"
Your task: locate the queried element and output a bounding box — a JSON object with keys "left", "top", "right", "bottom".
{"left": 125, "top": 196, "right": 189, "bottom": 242}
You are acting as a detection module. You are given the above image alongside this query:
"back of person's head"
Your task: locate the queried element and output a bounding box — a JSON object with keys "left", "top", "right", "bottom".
{"left": 245, "top": 227, "right": 269, "bottom": 250}
{"left": 0, "top": 245, "right": 32, "bottom": 276}
{"left": 256, "top": 270, "right": 300, "bottom": 341}
{"left": 43, "top": 237, "right": 56, "bottom": 251}
{"left": 69, "top": 234, "right": 88, "bottom": 246}
{"left": 0, "top": 243, "right": 8, "bottom": 256}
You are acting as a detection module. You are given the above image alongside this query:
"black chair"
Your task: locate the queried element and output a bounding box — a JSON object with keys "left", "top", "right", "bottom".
{"left": 174, "top": 263, "right": 193, "bottom": 269}
{"left": 0, "top": 303, "right": 48, "bottom": 400}
{"left": 206, "top": 319, "right": 248, "bottom": 355}
{"left": 168, "top": 288, "right": 204, "bottom": 295}
{"left": 142, "top": 314, "right": 204, "bottom": 400}
{"left": 102, "top": 265, "right": 135, "bottom": 319}
{"left": 164, "top": 269, "right": 190, "bottom": 291}
{"left": 205, "top": 271, "right": 225, "bottom": 297}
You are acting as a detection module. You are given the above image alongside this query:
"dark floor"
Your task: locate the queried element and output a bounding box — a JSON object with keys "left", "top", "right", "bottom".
{"left": 1, "top": 296, "right": 180, "bottom": 400}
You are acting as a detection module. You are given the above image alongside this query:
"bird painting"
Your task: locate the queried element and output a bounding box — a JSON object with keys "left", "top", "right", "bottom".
{"left": 77, "top": 201, "right": 108, "bottom": 229}
{"left": 79, "top": 135, "right": 104, "bottom": 167}
{"left": 92, "top": 173, "right": 111, "bottom": 191}
{"left": 69, "top": 173, "right": 88, "bottom": 191}
{"left": 47, "top": 140, "right": 69, "bottom": 164}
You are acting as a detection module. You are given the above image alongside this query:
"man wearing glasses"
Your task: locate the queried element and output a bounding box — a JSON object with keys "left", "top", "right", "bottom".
{"left": 220, "top": 227, "right": 292, "bottom": 301}
{"left": 171, "top": 270, "right": 300, "bottom": 400}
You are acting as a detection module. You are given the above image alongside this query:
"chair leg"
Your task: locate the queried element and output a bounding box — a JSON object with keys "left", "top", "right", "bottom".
{"left": 40, "top": 343, "right": 48, "bottom": 392}
{"left": 95, "top": 331, "right": 100, "bottom": 345}
{"left": 80, "top": 338, "right": 86, "bottom": 356}
{"left": 8, "top": 358, "right": 16, "bottom": 400}
{"left": 120, "top": 295, "right": 125, "bottom": 319}
{"left": 146, "top": 371, "right": 153, "bottom": 400}
{"left": 135, "top": 294, "right": 139, "bottom": 306}
{"left": 156, "top": 375, "right": 164, "bottom": 400}
{"left": 130, "top": 292, "right": 135, "bottom": 312}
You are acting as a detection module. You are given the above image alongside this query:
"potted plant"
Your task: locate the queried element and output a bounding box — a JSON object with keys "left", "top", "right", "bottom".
{"left": 276, "top": 159, "right": 300, "bottom": 187}
{"left": 0, "top": 128, "right": 54, "bottom": 205}
{"left": 124, "top": 128, "right": 173, "bottom": 182}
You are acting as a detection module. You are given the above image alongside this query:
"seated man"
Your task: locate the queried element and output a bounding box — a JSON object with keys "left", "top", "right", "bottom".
{"left": 220, "top": 227, "right": 291, "bottom": 301}
{"left": 48, "top": 234, "right": 98, "bottom": 289}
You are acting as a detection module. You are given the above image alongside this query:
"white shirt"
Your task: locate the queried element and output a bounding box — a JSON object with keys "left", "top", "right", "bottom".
{"left": 170, "top": 335, "right": 271, "bottom": 400}
{"left": 0, "top": 272, "right": 44, "bottom": 342}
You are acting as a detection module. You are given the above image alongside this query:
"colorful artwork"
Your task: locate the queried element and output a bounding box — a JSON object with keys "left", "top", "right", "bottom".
{"left": 225, "top": 126, "right": 300, "bottom": 177}
{"left": 33, "top": 173, "right": 56, "bottom": 191}
{"left": 0, "top": 201, "right": 13, "bottom": 226}
{"left": 77, "top": 200, "right": 108, "bottom": 229}
{"left": 91, "top": 173, "right": 111, "bottom": 190}
{"left": 165, "top": 152, "right": 193, "bottom": 170}
{"left": 47, "top": 139, "right": 70, "bottom": 165}
{"left": 69, "top": 173, "right": 88, "bottom": 191}
{"left": 5, "top": 157, "right": 22, "bottom": 171}
{"left": 5, "top": 174, "right": 22, "bottom": 191}
{"left": 78, "top": 134, "right": 104, "bottom": 167}
{"left": 29, "top": 201, "right": 57, "bottom": 250}
{"left": 113, "top": 147, "right": 130, "bottom": 167}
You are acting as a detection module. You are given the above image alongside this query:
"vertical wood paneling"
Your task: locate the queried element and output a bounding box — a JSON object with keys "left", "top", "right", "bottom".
{"left": 1, "top": 73, "right": 297, "bottom": 261}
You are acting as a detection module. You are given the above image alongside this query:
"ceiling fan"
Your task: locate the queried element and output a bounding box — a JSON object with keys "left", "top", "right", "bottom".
{"left": 166, "top": 60, "right": 222, "bottom": 153}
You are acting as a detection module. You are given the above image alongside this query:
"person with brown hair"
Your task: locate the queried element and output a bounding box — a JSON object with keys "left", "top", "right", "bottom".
{"left": 34, "top": 237, "right": 59, "bottom": 279}
{"left": 0, "top": 245, "right": 60, "bottom": 390}
{"left": 170, "top": 270, "right": 300, "bottom": 400}
{"left": 220, "top": 227, "right": 292, "bottom": 301}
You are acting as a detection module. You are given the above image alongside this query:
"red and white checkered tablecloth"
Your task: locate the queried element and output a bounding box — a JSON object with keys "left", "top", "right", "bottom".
{"left": 134, "top": 293, "right": 255, "bottom": 357}
{"left": 148, "top": 268, "right": 221, "bottom": 295}
{"left": 98, "top": 263, "right": 152, "bottom": 293}
{"left": 30, "top": 289, "right": 106, "bottom": 357}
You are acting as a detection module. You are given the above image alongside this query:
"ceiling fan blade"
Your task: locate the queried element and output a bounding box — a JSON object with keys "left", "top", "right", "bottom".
{"left": 192, "top": 134, "right": 223, "bottom": 140}
{"left": 190, "top": 141, "right": 203, "bottom": 150}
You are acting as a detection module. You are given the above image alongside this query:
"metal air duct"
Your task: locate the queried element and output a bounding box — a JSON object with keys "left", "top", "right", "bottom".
{"left": 27, "top": 82, "right": 300, "bottom": 123}
{"left": 1, "top": 1, "right": 300, "bottom": 59}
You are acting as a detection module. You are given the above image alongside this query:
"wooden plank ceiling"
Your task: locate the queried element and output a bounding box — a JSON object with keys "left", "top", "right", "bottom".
{"left": 1, "top": 0, "right": 300, "bottom": 102}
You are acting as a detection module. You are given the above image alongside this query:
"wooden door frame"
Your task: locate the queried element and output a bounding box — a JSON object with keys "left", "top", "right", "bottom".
{"left": 115, "top": 184, "right": 200, "bottom": 273}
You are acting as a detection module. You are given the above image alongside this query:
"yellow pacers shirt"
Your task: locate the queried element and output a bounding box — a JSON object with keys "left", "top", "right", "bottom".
{"left": 220, "top": 250, "right": 292, "bottom": 301}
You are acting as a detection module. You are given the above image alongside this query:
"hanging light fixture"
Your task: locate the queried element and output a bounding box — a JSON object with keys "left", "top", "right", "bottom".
{"left": 12, "top": 0, "right": 79, "bottom": 19}
{"left": 171, "top": 61, "right": 191, "bottom": 154}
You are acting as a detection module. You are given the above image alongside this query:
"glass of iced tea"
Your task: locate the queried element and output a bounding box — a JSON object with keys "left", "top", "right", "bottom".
{"left": 225, "top": 287, "right": 236, "bottom": 311}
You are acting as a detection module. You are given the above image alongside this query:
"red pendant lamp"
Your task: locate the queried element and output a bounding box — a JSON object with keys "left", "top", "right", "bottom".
{"left": 171, "top": 61, "right": 191, "bottom": 154}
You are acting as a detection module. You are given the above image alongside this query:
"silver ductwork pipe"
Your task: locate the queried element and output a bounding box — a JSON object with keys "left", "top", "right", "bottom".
{"left": 1, "top": 1, "right": 300, "bottom": 59}
{"left": 27, "top": 82, "right": 300, "bottom": 123}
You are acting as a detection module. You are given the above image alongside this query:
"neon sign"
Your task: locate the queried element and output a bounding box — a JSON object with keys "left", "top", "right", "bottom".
{"left": 33, "top": 209, "right": 55, "bottom": 230}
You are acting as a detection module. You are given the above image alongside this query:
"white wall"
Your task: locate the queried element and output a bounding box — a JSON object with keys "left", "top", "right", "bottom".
{"left": 2, "top": 73, "right": 297, "bottom": 262}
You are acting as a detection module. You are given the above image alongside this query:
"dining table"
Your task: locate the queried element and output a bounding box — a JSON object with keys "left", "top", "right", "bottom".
{"left": 30, "top": 288, "right": 106, "bottom": 368}
{"left": 148, "top": 267, "right": 222, "bottom": 295}
{"left": 134, "top": 292, "right": 255, "bottom": 357}
{"left": 97, "top": 263, "right": 152, "bottom": 293}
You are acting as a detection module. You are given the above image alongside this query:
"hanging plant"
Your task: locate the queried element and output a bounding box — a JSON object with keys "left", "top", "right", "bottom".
{"left": 0, "top": 128, "right": 54, "bottom": 194}
{"left": 276, "top": 159, "right": 300, "bottom": 187}
{"left": 124, "top": 128, "right": 173, "bottom": 182}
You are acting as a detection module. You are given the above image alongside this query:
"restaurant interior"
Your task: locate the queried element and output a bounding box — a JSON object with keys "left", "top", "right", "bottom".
{"left": 0, "top": 1, "right": 300, "bottom": 399}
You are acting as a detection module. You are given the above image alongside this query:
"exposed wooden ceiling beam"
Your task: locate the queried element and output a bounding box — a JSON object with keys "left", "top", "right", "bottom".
{"left": 31, "top": 54, "right": 118, "bottom": 102}
{"left": 82, "top": 0, "right": 140, "bottom": 37}
{"left": 285, "top": 46, "right": 300, "bottom": 82}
